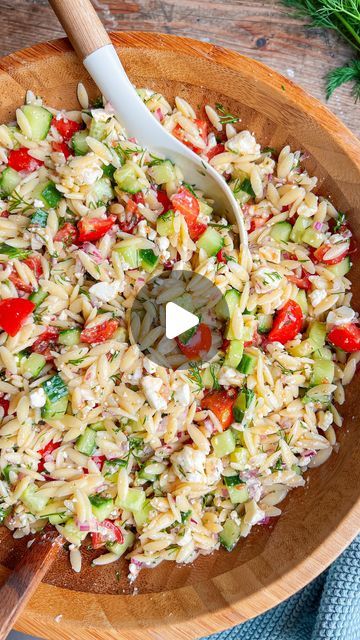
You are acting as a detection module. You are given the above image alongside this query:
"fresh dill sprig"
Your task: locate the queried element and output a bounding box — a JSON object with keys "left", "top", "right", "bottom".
{"left": 7, "top": 190, "right": 32, "bottom": 213}
{"left": 282, "top": 0, "right": 360, "bottom": 101}
{"left": 187, "top": 361, "right": 204, "bottom": 391}
{"left": 215, "top": 102, "right": 240, "bottom": 124}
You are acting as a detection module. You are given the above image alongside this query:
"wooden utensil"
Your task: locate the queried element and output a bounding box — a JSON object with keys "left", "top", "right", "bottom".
{"left": 48, "top": 0, "right": 246, "bottom": 241}
{"left": 0, "top": 32, "right": 360, "bottom": 640}
{"left": 0, "top": 530, "right": 62, "bottom": 640}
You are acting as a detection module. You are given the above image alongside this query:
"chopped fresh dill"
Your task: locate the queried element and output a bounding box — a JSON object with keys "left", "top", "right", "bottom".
{"left": 215, "top": 102, "right": 240, "bottom": 124}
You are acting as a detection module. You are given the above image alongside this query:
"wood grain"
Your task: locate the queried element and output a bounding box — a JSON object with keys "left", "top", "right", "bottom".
{"left": 0, "top": 31, "right": 360, "bottom": 640}
{"left": 49, "top": 0, "right": 111, "bottom": 59}
{"left": 0, "top": 0, "right": 359, "bottom": 135}
{"left": 0, "top": 530, "right": 62, "bottom": 640}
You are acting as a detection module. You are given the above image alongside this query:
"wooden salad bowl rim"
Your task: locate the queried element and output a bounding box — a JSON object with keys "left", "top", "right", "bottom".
{"left": 0, "top": 32, "right": 360, "bottom": 640}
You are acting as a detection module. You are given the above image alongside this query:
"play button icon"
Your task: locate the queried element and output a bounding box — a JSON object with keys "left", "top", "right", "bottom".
{"left": 130, "top": 270, "right": 229, "bottom": 369}
{"left": 165, "top": 302, "right": 199, "bottom": 340}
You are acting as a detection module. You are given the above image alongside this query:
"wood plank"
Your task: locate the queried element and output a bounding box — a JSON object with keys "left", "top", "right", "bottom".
{"left": 0, "top": 0, "right": 358, "bottom": 135}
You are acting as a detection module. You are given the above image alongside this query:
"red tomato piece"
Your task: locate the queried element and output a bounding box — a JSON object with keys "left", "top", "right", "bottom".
{"left": 176, "top": 323, "right": 212, "bottom": 359}
{"left": 287, "top": 269, "right": 311, "bottom": 290}
{"left": 23, "top": 255, "right": 43, "bottom": 278}
{"left": 133, "top": 192, "right": 145, "bottom": 206}
{"left": 327, "top": 323, "right": 360, "bottom": 353}
{"left": 221, "top": 337, "right": 230, "bottom": 352}
{"left": 156, "top": 189, "right": 172, "bottom": 213}
{"left": 207, "top": 143, "right": 225, "bottom": 161}
{"left": 313, "top": 243, "right": 349, "bottom": 265}
{"left": 52, "top": 141, "right": 72, "bottom": 159}
{"left": 216, "top": 249, "right": 226, "bottom": 263}
{"left": 0, "top": 211, "right": 9, "bottom": 218}
{"left": 52, "top": 117, "right": 81, "bottom": 141}
{"left": 31, "top": 326, "right": 59, "bottom": 361}
{"left": 7, "top": 147, "right": 43, "bottom": 173}
{"left": 118, "top": 200, "right": 143, "bottom": 234}
{"left": 267, "top": 300, "right": 303, "bottom": 345}
{"left": 77, "top": 215, "right": 117, "bottom": 243}
{"left": 171, "top": 187, "right": 206, "bottom": 241}
{"left": 91, "top": 532, "right": 105, "bottom": 549}
{"left": 0, "top": 396, "right": 9, "bottom": 417}
{"left": 9, "top": 271, "right": 33, "bottom": 293}
{"left": 37, "top": 440, "right": 61, "bottom": 472}
{"left": 54, "top": 222, "right": 78, "bottom": 246}
{"left": 201, "top": 390, "right": 235, "bottom": 430}
{"left": 91, "top": 455, "right": 106, "bottom": 471}
{"left": 249, "top": 214, "right": 270, "bottom": 233}
{"left": 173, "top": 119, "right": 207, "bottom": 154}
{"left": 91, "top": 520, "right": 124, "bottom": 549}
{"left": 0, "top": 298, "right": 35, "bottom": 337}
{"left": 80, "top": 319, "right": 118, "bottom": 344}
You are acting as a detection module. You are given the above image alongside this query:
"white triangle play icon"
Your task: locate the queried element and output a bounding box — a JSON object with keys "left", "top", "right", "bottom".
{"left": 165, "top": 302, "right": 199, "bottom": 340}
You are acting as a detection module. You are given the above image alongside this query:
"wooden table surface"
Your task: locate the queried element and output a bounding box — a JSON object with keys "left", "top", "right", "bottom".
{"left": 1, "top": 0, "right": 359, "bottom": 135}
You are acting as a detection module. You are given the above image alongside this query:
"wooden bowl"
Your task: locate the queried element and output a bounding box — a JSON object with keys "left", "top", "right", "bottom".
{"left": 0, "top": 32, "right": 360, "bottom": 640}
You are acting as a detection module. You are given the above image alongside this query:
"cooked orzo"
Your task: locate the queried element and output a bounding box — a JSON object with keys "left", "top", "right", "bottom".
{"left": 0, "top": 85, "right": 358, "bottom": 579}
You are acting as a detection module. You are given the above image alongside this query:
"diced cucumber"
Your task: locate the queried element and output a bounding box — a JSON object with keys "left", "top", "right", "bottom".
{"left": 22, "top": 352, "right": 46, "bottom": 379}
{"left": 290, "top": 216, "right": 311, "bottom": 243}
{"left": 211, "top": 430, "right": 236, "bottom": 458}
{"left": 295, "top": 289, "right": 308, "bottom": 315}
{"left": 89, "top": 420, "right": 106, "bottom": 431}
{"left": 302, "top": 227, "right": 325, "bottom": 249}
{"left": 89, "top": 495, "right": 114, "bottom": 521}
{"left": 270, "top": 221, "right": 292, "bottom": 243}
{"left": 327, "top": 256, "right": 351, "bottom": 277}
{"left": 62, "top": 517, "right": 87, "bottom": 545}
{"left": 28, "top": 288, "right": 48, "bottom": 307}
{"left": 138, "top": 466, "right": 157, "bottom": 482}
{"left": 0, "top": 167, "right": 21, "bottom": 195}
{"left": 30, "top": 209, "right": 48, "bottom": 227}
{"left": 313, "top": 346, "right": 333, "bottom": 361}
{"left": 233, "top": 388, "right": 255, "bottom": 423}
{"left": 22, "top": 484, "right": 49, "bottom": 514}
{"left": 197, "top": 227, "right": 224, "bottom": 257}
{"left": 76, "top": 427, "right": 96, "bottom": 456}
{"left": 139, "top": 248, "right": 159, "bottom": 273}
{"left": 6, "top": 126, "right": 21, "bottom": 149}
{"left": 71, "top": 129, "right": 90, "bottom": 156}
{"left": 310, "top": 358, "right": 335, "bottom": 386}
{"left": 58, "top": 328, "right": 81, "bottom": 346}
{"left": 114, "top": 164, "right": 143, "bottom": 194}
{"left": 289, "top": 339, "right": 314, "bottom": 357}
{"left": 42, "top": 374, "right": 68, "bottom": 403}
{"left": 49, "top": 512, "right": 68, "bottom": 525}
{"left": 227, "top": 484, "right": 249, "bottom": 505}
{"left": 257, "top": 313, "right": 272, "bottom": 334}
{"left": 231, "top": 177, "right": 255, "bottom": 204}
{"left": 32, "top": 181, "right": 62, "bottom": 208}
{"left": 41, "top": 395, "right": 68, "bottom": 419}
{"left": 224, "top": 339, "right": 244, "bottom": 368}
{"left": 237, "top": 353, "right": 256, "bottom": 375}
{"left": 156, "top": 209, "right": 175, "bottom": 237}
{"left": 133, "top": 500, "right": 153, "bottom": 528}
{"left": 302, "top": 392, "right": 331, "bottom": 408}
{"left": 102, "top": 163, "right": 116, "bottom": 179}
{"left": 200, "top": 364, "right": 221, "bottom": 389}
{"left": 308, "top": 321, "right": 326, "bottom": 349}
{"left": 21, "top": 105, "right": 52, "bottom": 141}
{"left": 0, "top": 504, "right": 11, "bottom": 524}
{"left": 0, "top": 243, "right": 30, "bottom": 261}
{"left": 220, "top": 517, "right": 241, "bottom": 551}
{"left": 115, "top": 244, "right": 139, "bottom": 269}
{"left": 116, "top": 487, "right": 146, "bottom": 512}
{"left": 230, "top": 446, "right": 249, "bottom": 470}
{"left": 199, "top": 200, "right": 213, "bottom": 217}
{"left": 103, "top": 458, "right": 127, "bottom": 481}
{"left": 148, "top": 160, "right": 175, "bottom": 185}
{"left": 106, "top": 530, "right": 135, "bottom": 557}
{"left": 89, "top": 119, "right": 107, "bottom": 141}
{"left": 215, "top": 288, "right": 240, "bottom": 321}
{"left": 89, "top": 178, "right": 114, "bottom": 204}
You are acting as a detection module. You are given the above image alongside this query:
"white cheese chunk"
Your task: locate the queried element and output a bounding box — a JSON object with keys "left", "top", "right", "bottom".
{"left": 29, "top": 388, "right": 46, "bottom": 408}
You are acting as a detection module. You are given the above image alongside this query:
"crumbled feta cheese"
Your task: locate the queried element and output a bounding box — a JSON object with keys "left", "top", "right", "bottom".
{"left": 33, "top": 199, "right": 44, "bottom": 208}
{"left": 91, "top": 109, "right": 111, "bottom": 122}
{"left": 230, "top": 510, "right": 241, "bottom": 526}
{"left": 226, "top": 130, "right": 260, "bottom": 156}
{"left": 205, "top": 456, "right": 223, "bottom": 485}
{"left": 89, "top": 280, "right": 122, "bottom": 302}
{"left": 29, "top": 388, "right": 46, "bottom": 408}
{"left": 308, "top": 276, "right": 328, "bottom": 290}
{"left": 170, "top": 445, "right": 206, "bottom": 483}
{"left": 31, "top": 235, "right": 44, "bottom": 251}
{"left": 82, "top": 167, "right": 103, "bottom": 185}
{"left": 174, "top": 382, "right": 190, "bottom": 406}
{"left": 243, "top": 499, "right": 265, "bottom": 526}
{"left": 142, "top": 376, "right": 167, "bottom": 411}
{"left": 157, "top": 237, "right": 170, "bottom": 251}
{"left": 259, "top": 246, "right": 281, "bottom": 264}
{"left": 327, "top": 306, "right": 355, "bottom": 326}
{"left": 143, "top": 357, "right": 157, "bottom": 374}
{"left": 309, "top": 289, "right": 327, "bottom": 308}
{"left": 253, "top": 267, "right": 282, "bottom": 293}
{"left": 137, "top": 219, "right": 147, "bottom": 238}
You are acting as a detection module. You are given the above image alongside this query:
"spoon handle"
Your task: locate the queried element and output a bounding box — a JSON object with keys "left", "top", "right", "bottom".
{"left": 49, "top": 0, "right": 111, "bottom": 60}
{"left": 0, "top": 531, "right": 62, "bottom": 640}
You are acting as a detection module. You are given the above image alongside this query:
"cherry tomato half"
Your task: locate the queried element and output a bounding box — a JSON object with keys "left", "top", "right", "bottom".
{"left": 313, "top": 243, "right": 349, "bottom": 265}
{"left": 176, "top": 323, "right": 212, "bottom": 359}
{"left": 7, "top": 147, "right": 43, "bottom": 173}
{"left": 80, "top": 319, "right": 118, "bottom": 345}
{"left": 77, "top": 215, "right": 117, "bottom": 243}
{"left": 54, "top": 222, "right": 78, "bottom": 246}
{"left": 327, "top": 323, "right": 360, "bottom": 353}
{"left": 287, "top": 269, "right": 311, "bottom": 290}
{"left": 52, "top": 141, "right": 72, "bottom": 159}
{"left": 201, "top": 390, "right": 235, "bottom": 430}
{"left": 267, "top": 299, "right": 303, "bottom": 345}
{"left": 171, "top": 186, "right": 207, "bottom": 241}
{"left": 0, "top": 298, "right": 35, "bottom": 337}
{"left": 31, "top": 326, "right": 59, "bottom": 362}
{"left": 52, "top": 117, "right": 81, "bottom": 142}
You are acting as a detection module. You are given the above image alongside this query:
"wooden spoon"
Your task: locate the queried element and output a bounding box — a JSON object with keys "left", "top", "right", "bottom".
{"left": 48, "top": 0, "right": 247, "bottom": 243}
{"left": 0, "top": 529, "right": 62, "bottom": 640}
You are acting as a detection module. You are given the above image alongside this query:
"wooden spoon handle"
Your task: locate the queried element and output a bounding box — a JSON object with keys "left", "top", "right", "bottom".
{"left": 0, "top": 531, "right": 62, "bottom": 640}
{"left": 48, "top": 0, "right": 111, "bottom": 59}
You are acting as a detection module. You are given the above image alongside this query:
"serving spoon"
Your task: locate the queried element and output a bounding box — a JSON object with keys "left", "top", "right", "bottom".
{"left": 48, "top": 0, "right": 247, "bottom": 245}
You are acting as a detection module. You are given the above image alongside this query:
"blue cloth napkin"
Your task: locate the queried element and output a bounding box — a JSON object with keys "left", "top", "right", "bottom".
{"left": 202, "top": 535, "right": 360, "bottom": 640}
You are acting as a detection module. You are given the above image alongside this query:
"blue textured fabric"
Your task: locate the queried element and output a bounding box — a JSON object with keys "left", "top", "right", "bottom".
{"left": 202, "top": 536, "right": 360, "bottom": 640}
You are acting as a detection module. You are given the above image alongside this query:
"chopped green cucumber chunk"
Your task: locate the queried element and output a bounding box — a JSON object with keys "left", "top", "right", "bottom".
{"left": 302, "top": 227, "right": 325, "bottom": 248}
{"left": 257, "top": 313, "right": 272, "bottom": 334}
{"left": 308, "top": 321, "right": 326, "bottom": 349}
{"left": 89, "top": 495, "right": 114, "bottom": 521}
{"left": 114, "top": 164, "right": 143, "bottom": 194}
{"left": 21, "top": 105, "right": 52, "bottom": 141}
{"left": 76, "top": 427, "right": 96, "bottom": 456}
{"left": 200, "top": 364, "right": 221, "bottom": 389}
{"left": 116, "top": 487, "right": 146, "bottom": 512}
{"left": 90, "top": 178, "right": 114, "bottom": 204}
{"left": 0, "top": 167, "right": 21, "bottom": 195}
{"left": 149, "top": 160, "right": 175, "bottom": 185}
{"left": 237, "top": 353, "right": 256, "bottom": 375}
{"left": 311, "top": 358, "right": 335, "bottom": 386}
{"left": 89, "top": 119, "right": 107, "bottom": 141}
{"left": 89, "top": 420, "right": 106, "bottom": 432}
{"left": 233, "top": 388, "right": 255, "bottom": 423}
{"left": 270, "top": 221, "right": 292, "bottom": 243}
{"left": 327, "top": 256, "right": 351, "bottom": 277}
{"left": 139, "top": 248, "right": 159, "bottom": 273}
{"left": 58, "top": 328, "right": 81, "bottom": 346}
{"left": 41, "top": 395, "right": 68, "bottom": 419}
{"left": 290, "top": 216, "right": 311, "bottom": 243}
{"left": 133, "top": 500, "right": 153, "bottom": 528}
{"left": 156, "top": 209, "right": 175, "bottom": 237}
{"left": 199, "top": 200, "right": 213, "bottom": 217}
{"left": 231, "top": 177, "right": 255, "bottom": 204}
{"left": 42, "top": 374, "right": 68, "bottom": 403}
{"left": 22, "top": 352, "right": 46, "bottom": 379}
{"left": 215, "top": 288, "right": 240, "bottom": 321}
{"left": 32, "top": 181, "right": 62, "bottom": 208}
{"left": 62, "top": 517, "right": 87, "bottom": 545}
{"left": 115, "top": 243, "right": 139, "bottom": 269}
{"left": 224, "top": 339, "right": 244, "bottom": 368}
{"left": 197, "top": 227, "right": 224, "bottom": 257}
{"left": 220, "top": 517, "right": 241, "bottom": 551}
{"left": 28, "top": 288, "right": 48, "bottom": 307}
{"left": 22, "top": 484, "right": 49, "bottom": 514}
{"left": 295, "top": 289, "right": 308, "bottom": 315}
{"left": 72, "top": 129, "right": 90, "bottom": 155}
{"left": 48, "top": 512, "right": 68, "bottom": 525}
{"left": 30, "top": 209, "right": 48, "bottom": 227}
{"left": 106, "top": 530, "right": 135, "bottom": 556}
{"left": 230, "top": 446, "right": 249, "bottom": 470}
{"left": 289, "top": 339, "right": 314, "bottom": 357}
{"left": 211, "top": 430, "right": 236, "bottom": 458}
{"left": 313, "top": 346, "right": 333, "bottom": 361}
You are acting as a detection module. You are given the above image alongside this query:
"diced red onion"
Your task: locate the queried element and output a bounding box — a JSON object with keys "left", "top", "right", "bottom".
{"left": 82, "top": 242, "right": 104, "bottom": 264}
{"left": 314, "top": 221, "right": 324, "bottom": 232}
